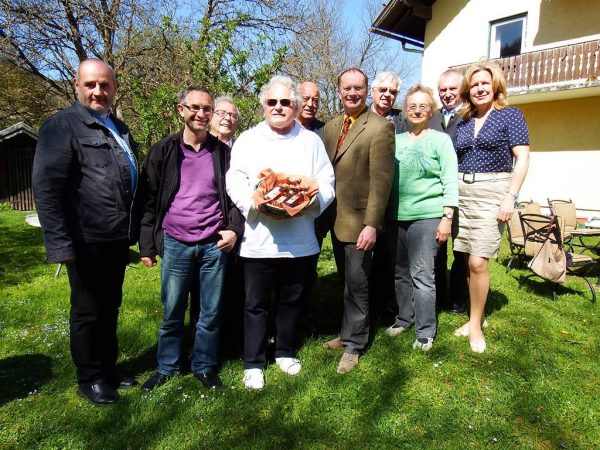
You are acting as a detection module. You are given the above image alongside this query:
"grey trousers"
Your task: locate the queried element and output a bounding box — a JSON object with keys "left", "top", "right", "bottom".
{"left": 387, "top": 218, "right": 439, "bottom": 339}
{"left": 332, "top": 233, "right": 373, "bottom": 355}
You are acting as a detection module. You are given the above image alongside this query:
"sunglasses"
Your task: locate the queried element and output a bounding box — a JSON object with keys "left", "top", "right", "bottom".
{"left": 266, "top": 98, "right": 292, "bottom": 107}
{"left": 376, "top": 87, "right": 398, "bottom": 96}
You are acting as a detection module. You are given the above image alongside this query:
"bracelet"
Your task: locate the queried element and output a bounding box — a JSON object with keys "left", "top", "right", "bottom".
{"left": 505, "top": 191, "right": 518, "bottom": 199}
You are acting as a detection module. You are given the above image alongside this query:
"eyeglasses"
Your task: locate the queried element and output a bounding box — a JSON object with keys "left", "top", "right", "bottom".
{"left": 266, "top": 98, "right": 292, "bottom": 107}
{"left": 340, "top": 86, "right": 365, "bottom": 94}
{"left": 214, "top": 109, "right": 239, "bottom": 120}
{"left": 407, "top": 104, "right": 431, "bottom": 113}
{"left": 181, "top": 104, "right": 213, "bottom": 115}
{"left": 375, "top": 87, "right": 398, "bottom": 96}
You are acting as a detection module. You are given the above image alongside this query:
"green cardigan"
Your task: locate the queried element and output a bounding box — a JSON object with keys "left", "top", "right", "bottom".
{"left": 387, "top": 129, "right": 458, "bottom": 221}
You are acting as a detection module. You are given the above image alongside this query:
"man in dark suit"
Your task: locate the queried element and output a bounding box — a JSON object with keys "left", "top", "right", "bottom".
{"left": 430, "top": 69, "right": 468, "bottom": 313}
{"left": 368, "top": 71, "right": 406, "bottom": 326}
{"left": 321, "top": 67, "right": 395, "bottom": 374}
{"left": 33, "top": 59, "right": 139, "bottom": 406}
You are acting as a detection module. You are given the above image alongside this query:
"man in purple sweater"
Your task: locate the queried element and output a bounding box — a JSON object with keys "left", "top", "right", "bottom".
{"left": 138, "top": 86, "right": 244, "bottom": 391}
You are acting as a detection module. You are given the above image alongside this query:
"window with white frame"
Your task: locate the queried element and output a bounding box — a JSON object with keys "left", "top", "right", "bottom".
{"left": 490, "top": 15, "right": 526, "bottom": 58}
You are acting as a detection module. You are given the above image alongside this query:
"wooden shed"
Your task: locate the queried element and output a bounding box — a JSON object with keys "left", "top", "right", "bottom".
{"left": 0, "top": 122, "right": 38, "bottom": 211}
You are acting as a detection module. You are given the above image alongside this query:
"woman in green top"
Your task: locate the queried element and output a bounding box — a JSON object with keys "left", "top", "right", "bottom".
{"left": 385, "top": 84, "right": 458, "bottom": 351}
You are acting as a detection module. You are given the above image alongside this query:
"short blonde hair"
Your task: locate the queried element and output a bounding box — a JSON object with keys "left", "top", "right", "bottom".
{"left": 403, "top": 83, "right": 437, "bottom": 112}
{"left": 459, "top": 60, "right": 507, "bottom": 119}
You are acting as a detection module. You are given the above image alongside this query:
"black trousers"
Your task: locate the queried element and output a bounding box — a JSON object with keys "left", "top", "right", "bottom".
{"left": 243, "top": 257, "right": 310, "bottom": 369}
{"left": 332, "top": 233, "right": 373, "bottom": 355}
{"left": 67, "top": 240, "right": 129, "bottom": 385}
{"left": 448, "top": 250, "right": 468, "bottom": 309}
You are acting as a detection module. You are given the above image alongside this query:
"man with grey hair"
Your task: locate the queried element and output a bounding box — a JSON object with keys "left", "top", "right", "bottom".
{"left": 33, "top": 59, "right": 139, "bottom": 405}
{"left": 430, "top": 68, "right": 468, "bottom": 313}
{"left": 370, "top": 71, "right": 407, "bottom": 134}
{"left": 210, "top": 96, "right": 240, "bottom": 147}
{"left": 227, "top": 75, "right": 335, "bottom": 389}
{"left": 296, "top": 81, "right": 325, "bottom": 139}
{"left": 139, "top": 85, "right": 244, "bottom": 391}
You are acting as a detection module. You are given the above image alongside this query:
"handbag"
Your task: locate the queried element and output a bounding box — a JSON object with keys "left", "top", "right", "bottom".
{"left": 528, "top": 217, "right": 566, "bottom": 283}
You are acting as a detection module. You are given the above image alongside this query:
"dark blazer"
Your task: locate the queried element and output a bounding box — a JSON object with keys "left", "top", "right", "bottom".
{"left": 386, "top": 107, "right": 409, "bottom": 134}
{"left": 430, "top": 109, "right": 461, "bottom": 139}
{"left": 32, "top": 102, "right": 139, "bottom": 262}
{"left": 321, "top": 108, "right": 395, "bottom": 242}
{"left": 308, "top": 117, "right": 325, "bottom": 141}
{"left": 138, "top": 131, "right": 244, "bottom": 259}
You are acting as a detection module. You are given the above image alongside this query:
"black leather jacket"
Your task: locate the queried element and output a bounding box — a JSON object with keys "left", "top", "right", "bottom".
{"left": 32, "top": 102, "right": 139, "bottom": 263}
{"left": 138, "top": 131, "right": 244, "bottom": 258}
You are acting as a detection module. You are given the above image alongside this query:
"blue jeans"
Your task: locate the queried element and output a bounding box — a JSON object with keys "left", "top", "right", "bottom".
{"left": 387, "top": 218, "right": 439, "bottom": 339}
{"left": 157, "top": 235, "right": 228, "bottom": 375}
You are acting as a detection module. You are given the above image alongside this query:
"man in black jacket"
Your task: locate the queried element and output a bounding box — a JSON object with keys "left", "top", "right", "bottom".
{"left": 138, "top": 86, "right": 244, "bottom": 391}
{"left": 32, "top": 59, "right": 139, "bottom": 406}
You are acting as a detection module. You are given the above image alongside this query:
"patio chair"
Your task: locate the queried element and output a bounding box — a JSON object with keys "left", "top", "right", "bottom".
{"left": 519, "top": 213, "right": 597, "bottom": 302}
{"left": 506, "top": 201, "right": 541, "bottom": 272}
{"left": 548, "top": 198, "right": 600, "bottom": 250}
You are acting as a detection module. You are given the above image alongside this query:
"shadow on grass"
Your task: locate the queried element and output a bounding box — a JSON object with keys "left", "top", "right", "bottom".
{"left": 516, "top": 274, "right": 582, "bottom": 300}
{"left": 0, "top": 354, "right": 53, "bottom": 406}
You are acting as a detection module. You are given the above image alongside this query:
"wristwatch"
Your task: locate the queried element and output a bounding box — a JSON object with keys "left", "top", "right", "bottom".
{"left": 444, "top": 212, "right": 454, "bottom": 220}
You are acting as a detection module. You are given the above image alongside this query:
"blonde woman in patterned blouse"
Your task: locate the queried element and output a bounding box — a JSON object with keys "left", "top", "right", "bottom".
{"left": 452, "top": 61, "right": 530, "bottom": 353}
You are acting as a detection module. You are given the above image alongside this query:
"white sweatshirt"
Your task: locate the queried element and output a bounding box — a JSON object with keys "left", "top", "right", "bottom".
{"left": 226, "top": 121, "right": 335, "bottom": 258}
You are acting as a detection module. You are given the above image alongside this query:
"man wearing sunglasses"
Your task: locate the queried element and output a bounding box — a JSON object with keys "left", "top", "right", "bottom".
{"left": 138, "top": 86, "right": 244, "bottom": 392}
{"left": 320, "top": 67, "right": 395, "bottom": 374}
{"left": 369, "top": 71, "right": 408, "bottom": 328}
{"left": 370, "top": 71, "right": 407, "bottom": 134}
{"left": 226, "top": 76, "right": 335, "bottom": 390}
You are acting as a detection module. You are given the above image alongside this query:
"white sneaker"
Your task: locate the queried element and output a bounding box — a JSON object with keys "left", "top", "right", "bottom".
{"left": 413, "top": 337, "right": 434, "bottom": 352}
{"left": 243, "top": 369, "right": 264, "bottom": 390}
{"left": 386, "top": 324, "right": 408, "bottom": 337}
{"left": 275, "top": 357, "right": 302, "bottom": 376}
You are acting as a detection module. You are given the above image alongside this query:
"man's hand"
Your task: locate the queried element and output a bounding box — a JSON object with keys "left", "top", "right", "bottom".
{"left": 141, "top": 256, "right": 157, "bottom": 267}
{"left": 356, "top": 225, "right": 377, "bottom": 251}
{"left": 217, "top": 230, "right": 237, "bottom": 253}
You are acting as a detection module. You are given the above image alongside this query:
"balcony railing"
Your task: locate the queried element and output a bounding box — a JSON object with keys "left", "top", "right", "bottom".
{"left": 451, "top": 39, "right": 600, "bottom": 90}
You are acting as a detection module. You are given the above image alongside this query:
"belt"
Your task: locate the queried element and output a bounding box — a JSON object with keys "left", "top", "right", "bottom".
{"left": 459, "top": 172, "right": 512, "bottom": 184}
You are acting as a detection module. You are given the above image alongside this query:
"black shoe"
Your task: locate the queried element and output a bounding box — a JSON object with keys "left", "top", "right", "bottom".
{"left": 450, "top": 303, "right": 466, "bottom": 314}
{"left": 141, "top": 372, "right": 171, "bottom": 391}
{"left": 194, "top": 371, "right": 222, "bottom": 389}
{"left": 77, "top": 382, "right": 119, "bottom": 406}
{"left": 107, "top": 374, "right": 138, "bottom": 390}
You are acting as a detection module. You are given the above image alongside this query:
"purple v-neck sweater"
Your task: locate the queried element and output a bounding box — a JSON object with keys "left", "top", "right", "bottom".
{"left": 162, "top": 139, "right": 224, "bottom": 242}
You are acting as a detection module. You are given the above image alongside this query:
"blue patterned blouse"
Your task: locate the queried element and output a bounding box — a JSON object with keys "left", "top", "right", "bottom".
{"left": 452, "top": 107, "right": 529, "bottom": 173}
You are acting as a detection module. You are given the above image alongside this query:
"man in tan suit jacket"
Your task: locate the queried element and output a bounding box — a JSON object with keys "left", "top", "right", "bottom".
{"left": 320, "top": 67, "right": 395, "bottom": 374}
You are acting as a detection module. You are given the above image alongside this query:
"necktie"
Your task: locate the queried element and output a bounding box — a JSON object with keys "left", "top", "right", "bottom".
{"left": 336, "top": 117, "right": 352, "bottom": 153}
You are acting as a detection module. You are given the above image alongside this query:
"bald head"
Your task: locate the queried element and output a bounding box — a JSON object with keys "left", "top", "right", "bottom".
{"left": 74, "top": 59, "right": 117, "bottom": 114}
{"left": 298, "top": 81, "right": 320, "bottom": 127}
{"left": 438, "top": 69, "right": 463, "bottom": 111}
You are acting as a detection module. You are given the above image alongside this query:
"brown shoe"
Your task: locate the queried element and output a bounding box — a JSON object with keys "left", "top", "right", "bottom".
{"left": 322, "top": 336, "right": 343, "bottom": 350}
{"left": 337, "top": 352, "right": 359, "bottom": 374}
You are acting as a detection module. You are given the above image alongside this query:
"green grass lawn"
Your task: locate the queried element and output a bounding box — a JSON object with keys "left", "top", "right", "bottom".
{"left": 0, "top": 209, "right": 598, "bottom": 449}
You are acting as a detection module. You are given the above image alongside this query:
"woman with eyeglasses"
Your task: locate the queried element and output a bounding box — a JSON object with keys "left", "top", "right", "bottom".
{"left": 226, "top": 76, "right": 335, "bottom": 390}
{"left": 452, "top": 61, "right": 530, "bottom": 353}
{"left": 385, "top": 83, "right": 458, "bottom": 352}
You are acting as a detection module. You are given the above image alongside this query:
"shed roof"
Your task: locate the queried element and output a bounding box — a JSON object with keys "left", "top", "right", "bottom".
{"left": 0, "top": 122, "right": 38, "bottom": 143}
